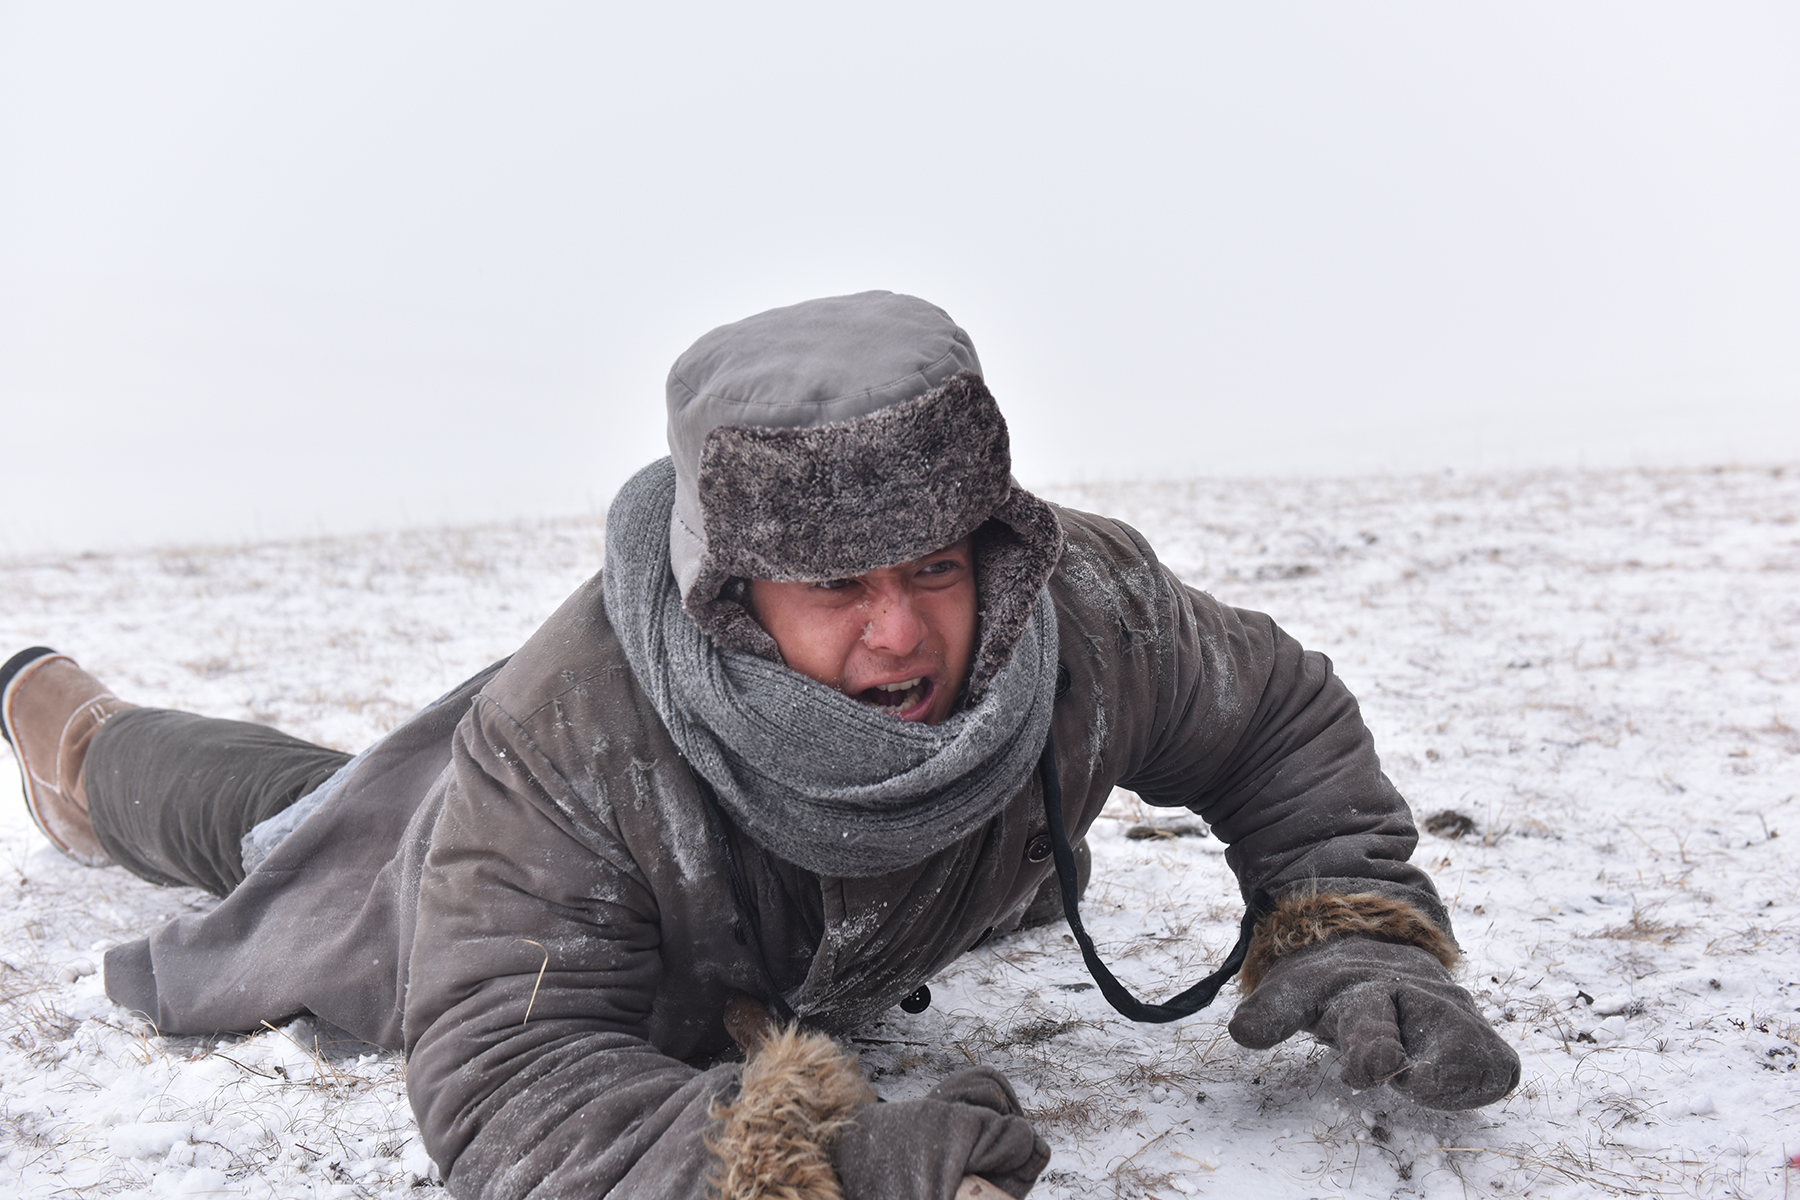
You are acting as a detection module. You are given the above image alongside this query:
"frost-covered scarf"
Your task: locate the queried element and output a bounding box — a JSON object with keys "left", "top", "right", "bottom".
{"left": 602, "top": 458, "right": 1059, "bottom": 877}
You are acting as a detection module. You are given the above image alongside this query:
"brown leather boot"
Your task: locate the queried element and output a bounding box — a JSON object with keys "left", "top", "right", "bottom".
{"left": 1, "top": 647, "right": 135, "bottom": 866}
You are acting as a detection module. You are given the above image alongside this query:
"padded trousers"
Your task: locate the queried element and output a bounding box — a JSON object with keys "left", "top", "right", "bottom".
{"left": 84, "top": 707, "right": 351, "bottom": 897}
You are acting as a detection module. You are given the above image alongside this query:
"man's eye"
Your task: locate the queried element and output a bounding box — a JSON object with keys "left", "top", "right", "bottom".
{"left": 813, "top": 579, "right": 855, "bottom": 592}
{"left": 920, "top": 560, "right": 960, "bottom": 577}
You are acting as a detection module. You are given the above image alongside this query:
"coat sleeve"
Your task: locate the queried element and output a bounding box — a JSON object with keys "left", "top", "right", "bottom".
{"left": 402, "top": 697, "right": 735, "bottom": 1199}
{"left": 1099, "top": 517, "right": 1451, "bottom": 934}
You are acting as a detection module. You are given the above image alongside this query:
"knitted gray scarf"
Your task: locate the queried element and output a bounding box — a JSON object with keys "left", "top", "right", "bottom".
{"left": 602, "top": 459, "right": 1059, "bottom": 877}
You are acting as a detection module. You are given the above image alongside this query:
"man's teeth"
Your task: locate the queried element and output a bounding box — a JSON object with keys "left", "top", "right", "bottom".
{"left": 861, "top": 678, "right": 927, "bottom": 710}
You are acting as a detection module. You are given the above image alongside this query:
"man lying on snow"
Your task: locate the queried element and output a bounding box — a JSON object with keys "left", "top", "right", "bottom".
{"left": 1, "top": 291, "right": 1518, "bottom": 1199}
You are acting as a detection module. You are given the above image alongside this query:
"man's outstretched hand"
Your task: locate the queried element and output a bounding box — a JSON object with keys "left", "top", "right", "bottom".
{"left": 831, "top": 1066, "right": 1049, "bottom": 1200}
{"left": 1228, "top": 937, "right": 1521, "bottom": 1110}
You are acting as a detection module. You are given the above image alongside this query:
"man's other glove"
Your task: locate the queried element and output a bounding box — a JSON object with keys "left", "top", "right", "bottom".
{"left": 831, "top": 1067, "right": 1050, "bottom": 1200}
{"left": 1228, "top": 937, "right": 1521, "bottom": 1110}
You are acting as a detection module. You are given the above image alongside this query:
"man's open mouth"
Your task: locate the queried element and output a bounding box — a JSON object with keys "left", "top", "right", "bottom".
{"left": 855, "top": 676, "right": 935, "bottom": 719}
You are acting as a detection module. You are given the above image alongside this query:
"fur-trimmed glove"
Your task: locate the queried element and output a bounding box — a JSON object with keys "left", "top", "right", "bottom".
{"left": 831, "top": 1067, "right": 1051, "bottom": 1200}
{"left": 1228, "top": 937, "right": 1521, "bottom": 1110}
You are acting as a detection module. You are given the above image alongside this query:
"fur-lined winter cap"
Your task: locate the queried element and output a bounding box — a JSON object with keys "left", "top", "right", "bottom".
{"left": 667, "top": 290, "right": 1063, "bottom": 698}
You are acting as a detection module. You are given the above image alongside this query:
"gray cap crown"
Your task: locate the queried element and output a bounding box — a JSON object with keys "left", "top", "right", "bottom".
{"left": 663, "top": 290, "right": 1063, "bottom": 700}
{"left": 668, "top": 291, "right": 981, "bottom": 593}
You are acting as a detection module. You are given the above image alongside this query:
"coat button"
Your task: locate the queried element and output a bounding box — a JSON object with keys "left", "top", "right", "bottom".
{"left": 1027, "top": 834, "right": 1054, "bottom": 863}
{"left": 900, "top": 985, "right": 931, "bottom": 1013}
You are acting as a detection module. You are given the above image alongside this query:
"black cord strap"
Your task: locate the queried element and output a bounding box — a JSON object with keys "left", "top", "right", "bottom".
{"left": 1039, "top": 731, "right": 1271, "bottom": 1023}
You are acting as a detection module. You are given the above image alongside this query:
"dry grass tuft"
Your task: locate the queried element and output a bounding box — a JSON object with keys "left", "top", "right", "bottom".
{"left": 1593, "top": 907, "right": 1689, "bottom": 944}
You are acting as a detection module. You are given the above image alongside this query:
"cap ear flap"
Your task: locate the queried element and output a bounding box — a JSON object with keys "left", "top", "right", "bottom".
{"left": 964, "top": 493, "right": 1065, "bottom": 702}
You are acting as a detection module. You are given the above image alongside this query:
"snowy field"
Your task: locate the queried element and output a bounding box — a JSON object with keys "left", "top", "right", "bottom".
{"left": 2, "top": 464, "right": 1796, "bottom": 1198}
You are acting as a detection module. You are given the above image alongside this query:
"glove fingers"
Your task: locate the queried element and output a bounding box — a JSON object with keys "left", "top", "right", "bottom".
{"left": 926, "top": 1066, "right": 1024, "bottom": 1116}
{"left": 1226, "top": 938, "right": 1521, "bottom": 1110}
{"left": 1322, "top": 984, "right": 1407, "bottom": 1091}
{"left": 1389, "top": 992, "right": 1523, "bottom": 1110}
{"left": 834, "top": 1095, "right": 1049, "bottom": 1200}
{"left": 963, "top": 1111, "right": 1051, "bottom": 1196}
{"left": 1395, "top": 1053, "right": 1520, "bottom": 1110}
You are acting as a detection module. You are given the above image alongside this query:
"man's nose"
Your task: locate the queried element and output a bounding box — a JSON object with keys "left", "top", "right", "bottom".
{"left": 861, "top": 589, "right": 927, "bottom": 656}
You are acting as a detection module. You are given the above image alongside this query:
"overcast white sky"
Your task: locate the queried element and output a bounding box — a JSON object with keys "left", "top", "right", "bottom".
{"left": 2, "top": 3, "right": 1796, "bottom": 556}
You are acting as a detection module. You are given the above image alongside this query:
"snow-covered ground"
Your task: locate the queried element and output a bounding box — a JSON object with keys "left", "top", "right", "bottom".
{"left": 2, "top": 464, "right": 1795, "bottom": 1198}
